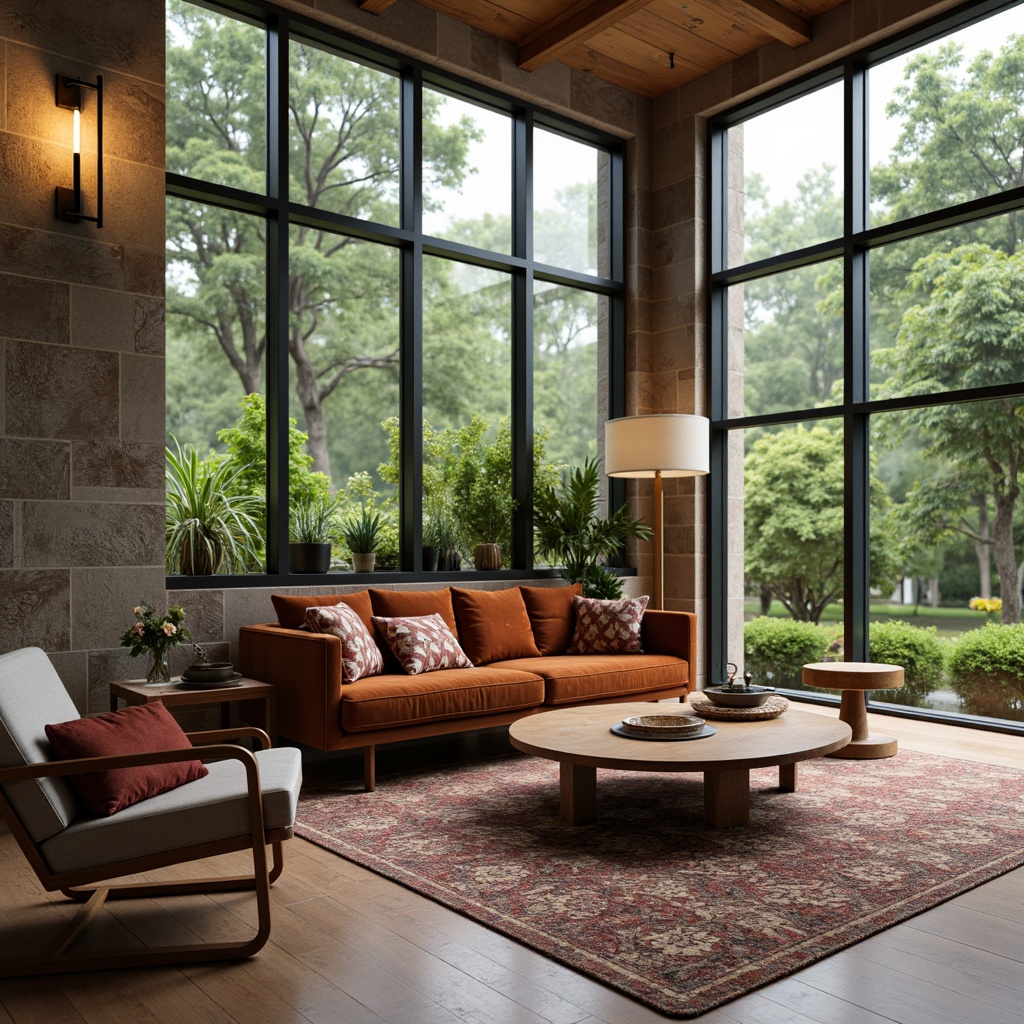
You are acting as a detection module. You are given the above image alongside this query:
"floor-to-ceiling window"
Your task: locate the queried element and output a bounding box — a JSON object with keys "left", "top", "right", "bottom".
{"left": 710, "top": 0, "right": 1024, "bottom": 729}
{"left": 164, "top": 0, "right": 623, "bottom": 583}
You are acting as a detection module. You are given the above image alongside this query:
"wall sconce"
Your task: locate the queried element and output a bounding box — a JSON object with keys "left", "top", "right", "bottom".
{"left": 55, "top": 74, "right": 103, "bottom": 227}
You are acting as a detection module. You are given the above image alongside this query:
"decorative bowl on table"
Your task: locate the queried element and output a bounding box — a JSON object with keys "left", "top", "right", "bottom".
{"left": 618, "top": 714, "right": 706, "bottom": 737}
{"left": 180, "top": 662, "right": 236, "bottom": 684}
{"left": 701, "top": 684, "right": 775, "bottom": 708}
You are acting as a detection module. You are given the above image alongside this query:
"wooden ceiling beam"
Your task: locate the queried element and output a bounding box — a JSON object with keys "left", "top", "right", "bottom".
{"left": 518, "top": 0, "right": 655, "bottom": 72}
{"left": 713, "top": 0, "right": 811, "bottom": 47}
{"left": 359, "top": 0, "right": 398, "bottom": 14}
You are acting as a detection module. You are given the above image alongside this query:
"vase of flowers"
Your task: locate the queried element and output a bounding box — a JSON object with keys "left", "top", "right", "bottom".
{"left": 120, "top": 602, "right": 192, "bottom": 683}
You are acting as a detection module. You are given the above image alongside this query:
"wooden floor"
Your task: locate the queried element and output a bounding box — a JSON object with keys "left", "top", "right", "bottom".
{"left": 1, "top": 702, "right": 1022, "bottom": 1024}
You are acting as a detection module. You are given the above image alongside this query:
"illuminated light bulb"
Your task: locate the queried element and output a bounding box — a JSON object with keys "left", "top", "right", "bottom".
{"left": 73, "top": 108, "right": 81, "bottom": 154}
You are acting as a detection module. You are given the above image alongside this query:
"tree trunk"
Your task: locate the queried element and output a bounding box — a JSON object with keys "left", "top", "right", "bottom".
{"left": 759, "top": 585, "right": 772, "bottom": 615}
{"left": 992, "top": 493, "right": 1020, "bottom": 624}
{"left": 927, "top": 576, "right": 940, "bottom": 608}
{"left": 293, "top": 360, "right": 332, "bottom": 476}
{"left": 975, "top": 497, "right": 992, "bottom": 599}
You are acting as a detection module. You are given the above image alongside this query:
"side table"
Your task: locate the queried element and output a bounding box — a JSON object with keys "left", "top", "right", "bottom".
{"left": 109, "top": 677, "right": 276, "bottom": 744}
{"left": 801, "top": 661, "right": 904, "bottom": 759}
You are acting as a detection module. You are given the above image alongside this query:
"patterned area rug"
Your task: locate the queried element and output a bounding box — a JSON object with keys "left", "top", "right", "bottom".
{"left": 295, "top": 749, "right": 1024, "bottom": 1018}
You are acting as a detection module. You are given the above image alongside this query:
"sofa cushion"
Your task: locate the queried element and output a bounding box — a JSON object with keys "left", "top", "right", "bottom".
{"left": 520, "top": 584, "right": 582, "bottom": 655}
{"left": 45, "top": 703, "right": 208, "bottom": 817}
{"left": 272, "top": 591, "right": 374, "bottom": 631}
{"left": 451, "top": 587, "right": 541, "bottom": 665}
{"left": 492, "top": 654, "right": 687, "bottom": 705}
{"left": 568, "top": 595, "right": 649, "bottom": 655}
{"left": 340, "top": 666, "right": 545, "bottom": 732}
{"left": 372, "top": 613, "right": 473, "bottom": 675}
{"left": 305, "top": 603, "right": 384, "bottom": 682}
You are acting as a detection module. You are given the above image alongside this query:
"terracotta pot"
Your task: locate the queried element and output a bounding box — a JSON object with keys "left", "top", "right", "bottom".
{"left": 351, "top": 552, "right": 376, "bottom": 573}
{"left": 473, "top": 543, "right": 502, "bottom": 571}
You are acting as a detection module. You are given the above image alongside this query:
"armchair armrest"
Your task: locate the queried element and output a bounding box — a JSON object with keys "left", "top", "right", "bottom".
{"left": 641, "top": 610, "right": 697, "bottom": 686}
{"left": 239, "top": 624, "right": 345, "bottom": 751}
{"left": 187, "top": 727, "right": 272, "bottom": 750}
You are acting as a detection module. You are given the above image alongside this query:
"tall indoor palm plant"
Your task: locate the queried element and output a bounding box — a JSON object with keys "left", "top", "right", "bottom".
{"left": 165, "top": 440, "right": 264, "bottom": 575}
{"left": 533, "top": 458, "right": 652, "bottom": 598}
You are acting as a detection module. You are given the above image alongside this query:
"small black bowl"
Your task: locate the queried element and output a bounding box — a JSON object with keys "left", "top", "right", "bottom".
{"left": 181, "top": 662, "right": 235, "bottom": 683}
{"left": 701, "top": 684, "right": 775, "bottom": 708}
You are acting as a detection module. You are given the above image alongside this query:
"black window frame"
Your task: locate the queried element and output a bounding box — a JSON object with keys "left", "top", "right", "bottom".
{"left": 708, "top": 0, "right": 1024, "bottom": 734}
{"left": 165, "top": 0, "right": 627, "bottom": 589}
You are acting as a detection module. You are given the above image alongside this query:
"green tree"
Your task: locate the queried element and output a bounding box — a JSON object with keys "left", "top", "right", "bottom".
{"left": 744, "top": 426, "right": 901, "bottom": 623}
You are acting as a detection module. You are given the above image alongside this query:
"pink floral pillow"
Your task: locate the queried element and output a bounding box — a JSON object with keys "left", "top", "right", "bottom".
{"left": 305, "top": 603, "right": 384, "bottom": 683}
{"left": 567, "top": 595, "right": 649, "bottom": 655}
{"left": 371, "top": 613, "right": 472, "bottom": 675}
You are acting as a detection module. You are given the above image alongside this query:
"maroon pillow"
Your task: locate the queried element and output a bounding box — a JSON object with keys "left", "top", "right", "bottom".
{"left": 567, "top": 594, "right": 650, "bottom": 655}
{"left": 45, "top": 703, "right": 208, "bottom": 817}
{"left": 305, "top": 603, "right": 384, "bottom": 682}
{"left": 371, "top": 613, "right": 473, "bottom": 675}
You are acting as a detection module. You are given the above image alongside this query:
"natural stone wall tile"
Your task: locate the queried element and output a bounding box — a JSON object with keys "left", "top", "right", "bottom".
{"left": 0, "top": 502, "right": 12, "bottom": 566}
{"left": 87, "top": 648, "right": 138, "bottom": 714}
{"left": 0, "top": 224, "right": 120, "bottom": 291}
{"left": 0, "top": 0, "right": 164, "bottom": 85}
{"left": 72, "top": 439, "right": 163, "bottom": 491}
{"left": 5, "top": 340, "right": 118, "bottom": 439}
{"left": 0, "top": 41, "right": 6, "bottom": 132}
{"left": 0, "top": 438, "right": 70, "bottom": 499}
{"left": 121, "top": 354, "right": 165, "bottom": 443}
{"left": 102, "top": 158, "right": 166, "bottom": 253}
{"left": 47, "top": 651, "right": 88, "bottom": 713}
{"left": 72, "top": 287, "right": 164, "bottom": 355}
{"left": 22, "top": 501, "right": 164, "bottom": 567}
{"left": 0, "top": 133, "right": 70, "bottom": 235}
{"left": 0, "top": 569, "right": 70, "bottom": 650}
{"left": 71, "top": 565, "right": 168, "bottom": 650}
{"left": 169, "top": 588, "right": 225, "bottom": 645}
{"left": 0, "top": 273, "right": 70, "bottom": 344}
{"left": 569, "top": 71, "right": 639, "bottom": 136}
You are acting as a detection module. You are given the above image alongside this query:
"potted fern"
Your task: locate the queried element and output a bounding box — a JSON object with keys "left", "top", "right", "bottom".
{"left": 342, "top": 505, "right": 384, "bottom": 573}
{"left": 289, "top": 492, "right": 342, "bottom": 574}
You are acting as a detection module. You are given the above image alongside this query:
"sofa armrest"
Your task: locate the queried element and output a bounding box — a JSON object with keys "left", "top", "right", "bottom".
{"left": 238, "top": 624, "right": 344, "bottom": 751}
{"left": 641, "top": 610, "right": 697, "bottom": 687}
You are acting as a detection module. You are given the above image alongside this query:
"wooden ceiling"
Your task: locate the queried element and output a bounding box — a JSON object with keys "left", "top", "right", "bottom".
{"left": 360, "top": 0, "right": 847, "bottom": 98}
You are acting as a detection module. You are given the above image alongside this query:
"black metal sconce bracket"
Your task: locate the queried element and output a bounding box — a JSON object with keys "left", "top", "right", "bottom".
{"left": 55, "top": 74, "right": 103, "bottom": 228}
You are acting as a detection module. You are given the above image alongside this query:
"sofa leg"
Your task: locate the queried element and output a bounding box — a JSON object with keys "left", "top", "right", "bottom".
{"left": 363, "top": 746, "right": 376, "bottom": 792}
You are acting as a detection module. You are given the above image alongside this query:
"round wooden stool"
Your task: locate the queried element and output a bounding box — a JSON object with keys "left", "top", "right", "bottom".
{"left": 801, "top": 662, "right": 905, "bottom": 759}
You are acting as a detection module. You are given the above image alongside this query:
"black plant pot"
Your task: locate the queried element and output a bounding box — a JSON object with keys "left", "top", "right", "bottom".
{"left": 422, "top": 546, "right": 439, "bottom": 571}
{"left": 290, "top": 542, "right": 331, "bottom": 574}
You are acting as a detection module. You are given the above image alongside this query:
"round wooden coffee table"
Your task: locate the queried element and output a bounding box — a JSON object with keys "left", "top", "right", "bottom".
{"left": 801, "top": 662, "right": 905, "bottom": 759}
{"left": 508, "top": 702, "right": 851, "bottom": 829}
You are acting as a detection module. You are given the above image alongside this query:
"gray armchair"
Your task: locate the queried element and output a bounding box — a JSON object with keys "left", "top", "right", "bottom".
{"left": 0, "top": 646, "right": 301, "bottom": 976}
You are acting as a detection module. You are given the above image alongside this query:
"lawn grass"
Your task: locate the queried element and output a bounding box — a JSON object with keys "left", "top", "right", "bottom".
{"left": 744, "top": 600, "right": 990, "bottom": 639}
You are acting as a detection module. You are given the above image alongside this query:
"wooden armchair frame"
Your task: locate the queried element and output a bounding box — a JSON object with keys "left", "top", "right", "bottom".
{"left": 0, "top": 726, "right": 293, "bottom": 977}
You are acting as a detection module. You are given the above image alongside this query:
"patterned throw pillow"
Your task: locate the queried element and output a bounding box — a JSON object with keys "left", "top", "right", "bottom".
{"left": 567, "top": 594, "right": 650, "bottom": 655}
{"left": 305, "top": 603, "right": 384, "bottom": 683}
{"left": 371, "top": 613, "right": 473, "bottom": 675}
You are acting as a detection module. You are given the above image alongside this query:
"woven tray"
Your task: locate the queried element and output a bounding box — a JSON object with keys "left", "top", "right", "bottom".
{"left": 688, "top": 695, "right": 790, "bottom": 721}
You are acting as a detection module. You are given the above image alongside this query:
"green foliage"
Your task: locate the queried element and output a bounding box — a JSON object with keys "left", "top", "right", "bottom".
{"left": 120, "top": 603, "right": 192, "bottom": 658}
{"left": 341, "top": 505, "right": 384, "bottom": 554}
{"left": 290, "top": 491, "right": 343, "bottom": 544}
{"left": 947, "top": 624, "right": 1024, "bottom": 720}
{"left": 533, "top": 459, "right": 652, "bottom": 598}
{"left": 744, "top": 426, "right": 902, "bottom": 623}
{"left": 165, "top": 440, "right": 264, "bottom": 575}
{"left": 868, "top": 620, "right": 945, "bottom": 707}
{"left": 742, "top": 616, "right": 830, "bottom": 688}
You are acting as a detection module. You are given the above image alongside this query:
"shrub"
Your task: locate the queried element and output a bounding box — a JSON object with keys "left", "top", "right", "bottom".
{"left": 867, "top": 620, "right": 944, "bottom": 707}
{"left": 743, "top": 617, "right": 830, "bottom": 688}
{"left": 947, "top": 624, "right": 1024, "bottom": 721}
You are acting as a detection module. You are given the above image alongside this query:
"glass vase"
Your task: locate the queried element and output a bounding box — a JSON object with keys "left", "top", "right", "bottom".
{"left": 146, "top": 648, "right": 171, "bottom": 684}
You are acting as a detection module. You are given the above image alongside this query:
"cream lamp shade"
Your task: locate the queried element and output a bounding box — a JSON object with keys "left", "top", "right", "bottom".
{"left": 604, "top": 414, "right": 710, "bottom": 609}
{"left": 604, "top": 414, "right": 710, "bottom": 478}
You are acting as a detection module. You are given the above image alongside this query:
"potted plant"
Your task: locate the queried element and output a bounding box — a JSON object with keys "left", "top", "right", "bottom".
{"left": 464, "top": 480, "right": 516, "bottom": 570}
{"left": 165, "top": 440, "right": 263, "bottom": 575}
{"left": 289, "top": 491, "right": 343, "bottom": 574}
{"left": 342, "top": 505, "right": 384, "bottom": 573}
{"left": 533, "top": 458, "right": 652, "bottom": 598}
{"left": 422, "top": 513, "right": 442, "bottom": 571}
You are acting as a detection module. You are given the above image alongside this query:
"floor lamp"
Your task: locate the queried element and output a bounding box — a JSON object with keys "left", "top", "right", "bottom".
{"left": 605, "top": 414, "right": 710, "bottom": 610}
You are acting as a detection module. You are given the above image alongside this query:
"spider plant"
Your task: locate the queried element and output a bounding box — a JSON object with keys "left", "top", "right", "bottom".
{"left": 165, "top": 440, "right": 264, "bottom": 575}
{"left": 290, "top": 492, "right": 343, "bottom": 544}
{"left": 341, "top": 504, "right": 384, "bottom": 553}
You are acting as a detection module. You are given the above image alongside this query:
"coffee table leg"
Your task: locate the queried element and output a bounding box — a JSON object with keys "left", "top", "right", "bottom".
{"left": 560, "top": 761, "right": 597, "bottom": 825}
{"left": 704, "top": 768, "right": 750, "bottom": 828}
{"left": 779, "top": 762, "right": 797, "bottom": 791}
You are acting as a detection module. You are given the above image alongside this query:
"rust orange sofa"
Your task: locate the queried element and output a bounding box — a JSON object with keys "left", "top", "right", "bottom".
{"left": 238, "top": 584, "right": 695, "bottom": 788}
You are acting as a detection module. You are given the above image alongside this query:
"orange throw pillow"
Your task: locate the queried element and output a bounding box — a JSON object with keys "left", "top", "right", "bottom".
{"left": 520, "top": 584, "right": 583, "bottom": 655}
{"left": 45, "top": 703, "right": 208, "bottom": 817}
{"left": 272, "top": 591, "right": 374, "bottom": 631}
{"left": 451, "top": 587, "right": 541, "bottom": 665}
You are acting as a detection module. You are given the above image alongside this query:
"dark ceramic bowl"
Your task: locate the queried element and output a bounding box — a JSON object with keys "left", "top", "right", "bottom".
{"left": 182, "top": 662, "right": 235, "bottom": 683}
{"left": 701, "top": 685, "right": 775, "bottom": 708}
